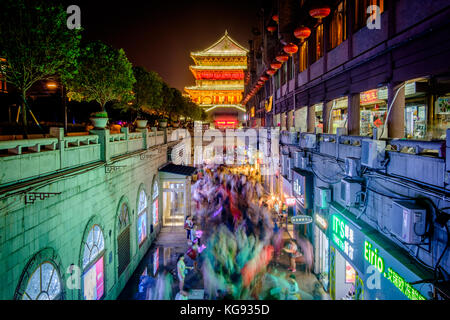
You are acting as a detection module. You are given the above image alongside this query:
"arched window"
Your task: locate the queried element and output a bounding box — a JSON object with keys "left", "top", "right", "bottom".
{"left": 152, "top": 180, "right": 159, "bottom": 226}
{"left": 22, "top": 262, "right": 62, "bottom": 300}
{"left": 117, "top": 202, "right": 131, "bottom": 276}
{"left": 137, "top": 189, "right": 148, "bottom": 246}
{"left": 82, "top": 225, "right": 105, "bottom": 300}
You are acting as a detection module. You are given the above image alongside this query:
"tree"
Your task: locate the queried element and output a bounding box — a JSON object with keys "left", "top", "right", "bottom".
{"left": 64, "top": 41, "right": 135, "bottom": 114}
{"left": 0, "top": 0, "right": 81, "bottom": 136}
{"left": 158, "top": 82, "right": 174, "bottom": 119}
{"left": 114, "top": 66, "right": 163, "bottom": 119}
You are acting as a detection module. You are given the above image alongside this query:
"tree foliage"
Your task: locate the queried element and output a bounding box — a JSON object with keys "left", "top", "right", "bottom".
{"left": 64, "top": 41, "right": 136, "bottom": 112}
{"left": 0, "top": 0, "right": 81, "bottom": 132}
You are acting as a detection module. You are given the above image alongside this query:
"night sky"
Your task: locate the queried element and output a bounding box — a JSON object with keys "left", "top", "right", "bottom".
{"left": 69, "top": 0, "right": 262, "bottom": 92}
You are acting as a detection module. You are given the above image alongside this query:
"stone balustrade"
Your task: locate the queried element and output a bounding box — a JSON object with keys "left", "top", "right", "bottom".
{"left": 0, "top": 126, "right": 180, "bottom": 188}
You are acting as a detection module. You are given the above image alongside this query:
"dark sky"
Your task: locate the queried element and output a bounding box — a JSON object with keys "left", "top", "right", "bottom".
{"left": 71, "top": 0, "right": 262, "bottom": 92}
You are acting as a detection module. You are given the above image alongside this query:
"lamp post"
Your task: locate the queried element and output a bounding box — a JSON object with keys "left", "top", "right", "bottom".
{"left": 47, "top": 81, "right": 67, "bottom": 133}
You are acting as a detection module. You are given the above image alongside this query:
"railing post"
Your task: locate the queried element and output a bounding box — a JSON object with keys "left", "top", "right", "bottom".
{"left": 90, "top": 129, "right": 111, "bottom": 163}
{"left": 136, "top": 127, "right": 148, "bottom": 150}
{"left": 49, "top": 127, "right": 64, "bottom": 170}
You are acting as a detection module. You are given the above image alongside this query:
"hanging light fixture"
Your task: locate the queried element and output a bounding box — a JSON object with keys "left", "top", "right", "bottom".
{"left": 266, "top": 69, "right": 277, "bottom": 76}
{"left": 309, "top": 7, "right": 331, "bottom": 23}
{"left": 272, "top": 14, "right": 279, "bottom": 23}
{"left": 276, "top": 54, "right": 289, "bottom": 63}
{"left": 267, "top": 25, "right": 277, "bottom": 34}
{"left": 294, "top": 26, "right": 311, "bottom": 41}
{"left": 283, "top": 43, "right": 298, "bottom": 56}
{"left": 270, "top": 62, "right": 283, "bottom": 70}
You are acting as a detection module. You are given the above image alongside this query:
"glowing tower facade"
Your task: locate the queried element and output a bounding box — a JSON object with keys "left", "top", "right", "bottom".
{"left": 184, "top": 31, "right": 248, "bottom": 127}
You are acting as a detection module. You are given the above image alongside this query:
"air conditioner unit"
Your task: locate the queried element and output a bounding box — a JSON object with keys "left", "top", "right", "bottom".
{"left": 289, "top": 131, "right": 299, "bottom": 145}
{"left": 315, "top": 186, "right": 331, "bottom": 209}
{"left": 294, "top": 151, "right": 303, "bottom": 168}
{"left": 304, "top": 134, "right": 317, "bottom": 149}
{"left": 340, "top": 178, "right": 361, "bottom": 207}
{"left": 287, "top": 157, "right": 294, "bottom": 180}
{"left": 390, "top": 201, "right": 427, "bottom": 244}
{"left": 345, "top": 157, "right": 361, "bottom": 177}
{"left": 361, "top": 139, "right": 386, "bottom": 168}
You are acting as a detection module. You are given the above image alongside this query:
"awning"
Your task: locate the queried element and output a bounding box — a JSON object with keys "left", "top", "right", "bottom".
{"left": 158, "top": 163, "right": 197, "bottom": 176}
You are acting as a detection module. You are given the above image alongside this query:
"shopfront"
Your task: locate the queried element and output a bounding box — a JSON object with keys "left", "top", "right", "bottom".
{"left": 329, "top": 97, "right": 348, "bottom": 134}
{"left": 313, "top": 103, "right": 324, "bottom": 133}
{"left": 158, "top": 163, "right": 196, "bottom": 227}
{"left": 359, "top": 87, "right": 388, "bottom": 136}
{"left": 404, "top": 79, "right": 429, "bottom": 140}
{"left": 313, "top": 211, "right": 330, "bottom": 292}
{"left": 329, "top": 202, "right": 431, "bottom": 300}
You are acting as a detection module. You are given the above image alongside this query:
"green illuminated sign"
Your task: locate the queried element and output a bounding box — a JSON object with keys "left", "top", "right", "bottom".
{"left": 364, "top": 240, "right": 426, "bottom": 300}
{"left": 331, "top": 214, "right": 355, "bottom": 260}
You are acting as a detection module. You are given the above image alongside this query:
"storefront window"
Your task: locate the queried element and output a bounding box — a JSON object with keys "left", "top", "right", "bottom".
{"left": 314, "top": 225, "right": 329, "bottom": 291}
{"left": 359, "top": 87, "right": 388, "bottom": 136}
{"left": 330, "top": 97, "right": 348, "bottom": 134}
{"left": 22, "top": 262, "right": 62, "bottom": 300}
{"left": 137, "top": 189, "right": 148, "bottom": 246}
{"left": 299, "top": 41, "right": 308, "bottom": 73}
{"left": 404, "top": 79, "right": 429, "bottom": 140}
{"left": 314, "top": 103, "right": 324, "bottom": 132}
{"left": 433, "top": 94, "right": 450, "bottom": 139}
{"left": 152, "top": 180, "right": 159, "bottom": 226}
{"left": 329, "top": 0, "right": 347, "bottom": 50}
{"left": 82, "top": 225, "right": 105, "bottom": 300}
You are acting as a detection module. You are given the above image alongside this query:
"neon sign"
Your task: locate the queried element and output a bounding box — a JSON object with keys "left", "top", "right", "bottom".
{"left": 315, "top": 213, "right": 328, "bottom": 230}
{"left": 364, "top": 240, "right": 426, "bottom": 300}
{"left": 331, "top": 214, "right": 355, "bottom": 260}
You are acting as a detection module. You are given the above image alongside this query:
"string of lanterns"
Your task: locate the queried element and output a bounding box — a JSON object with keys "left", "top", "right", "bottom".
{"left": 243, "top": 4, "right": 330, "bottom": 106}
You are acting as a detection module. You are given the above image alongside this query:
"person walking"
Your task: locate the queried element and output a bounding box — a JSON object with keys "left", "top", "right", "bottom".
{"left": 176, "top": 254, "right": 193, "bottom": 292}
{"left": 283, "top": 239, "right": 301, "bottom": 272}
{"left": 184, "top": 215, "right": 193, "bottom": 240}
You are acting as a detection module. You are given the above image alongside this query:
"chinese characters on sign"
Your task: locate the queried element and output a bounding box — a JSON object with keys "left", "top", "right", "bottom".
{"left": 331, "top": 214, "right": 355, "bottom": 260}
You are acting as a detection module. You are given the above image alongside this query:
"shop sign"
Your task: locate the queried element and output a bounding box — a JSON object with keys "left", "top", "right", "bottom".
{"left": 360, "top": 89, "right": 378, "bottom": 104}
{"left": 315, "top": 213, "right": 328, "bottom": 230}
{"left": 285, "top": 197, "right": 296, "bottom": 206}
{"left": 331, "top": 214, "right": 355, "bottom": 260}
{"left": 364, "top": 240, "right": 426, "bottom": 300}
{"left": 291, "top": 215, "right": 313, "bottom": 224}
{"left": 405, "top": 82, "right": 416, "bottom": 96}
{"left": 377, "top": 87, "right": 388, "bottom": 100}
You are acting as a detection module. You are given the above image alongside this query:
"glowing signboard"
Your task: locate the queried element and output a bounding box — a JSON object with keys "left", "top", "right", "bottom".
{"left": 291, "top": 215, "right": 313, "bottom": 224}
{"left": 314, "top": 213, "right": 328, "bottom": 230}
{"left": 83, "top": 256, "right": 104, "bottom": 300}
{"left": 364, "top": 240, "right": 426, "bottom": 300}
{"left": 285, "top": 197, "right": 296, "bottom": 206}
{"left": 331, "top": 214, "right": 355, "bottom": 260}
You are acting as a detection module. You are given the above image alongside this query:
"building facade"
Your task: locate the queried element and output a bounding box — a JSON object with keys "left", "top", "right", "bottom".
{"left": 185, "top": 31, "right": 249, "bottom": 128}
{"left": 0, "top": 127, "right": 184, "bottom": 300}
{"left": 246, "top": 0, "right": 450, "bottom": 300}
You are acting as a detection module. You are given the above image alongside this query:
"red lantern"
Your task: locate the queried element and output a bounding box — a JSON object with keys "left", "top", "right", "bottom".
{"left": 294, "top": 26, "right": 311, "bottom": 41}
{"left": 261, "top": 75, "right": 269, "bottom": 81}
{"left": 276, "top": 54, "right": 289, "bottom": 63}
{"left": 267, "top": 25, "right": 277, "bottom": 34}
{"left": 283, "top": 43, "right": 298, "bottom": 56}
{"left": 257, "top": 80, "right": 264, "bottom": 85}
{"left": 270, "top": 62, "right": 282, "bottom": 70}
{"left": 309, "top": 7, "right": 331, "bottom": 23}
{"left": 266, "top": 69, "right": 276, "bottom": 76}
{"left": 272, "top": 14, "right": 279, "bottom": 23}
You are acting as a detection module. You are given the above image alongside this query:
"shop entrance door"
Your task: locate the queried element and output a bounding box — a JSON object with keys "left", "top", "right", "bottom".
{"left": 334, "top": 250, "right": 358, "bottom": 300}
{"left": 162, "top": 182, "right": 185, "bottom": 227}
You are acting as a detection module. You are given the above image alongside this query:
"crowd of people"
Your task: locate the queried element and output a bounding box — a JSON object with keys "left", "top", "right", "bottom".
{"left": 138, "top": 163, "right": 323, "bottom": 300}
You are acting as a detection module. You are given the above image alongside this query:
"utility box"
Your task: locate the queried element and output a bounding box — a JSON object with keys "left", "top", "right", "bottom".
{"left": 340, "top": 178, "right": 361, "bottom": 207}
{"left": 361, "top": 139, "right": 386, "bottom": 168}
{"left": 315, "top": 186, "right": 331, "bottom": 209}
{"left": 390, "top": 201, "right": 427, "bottom": 244}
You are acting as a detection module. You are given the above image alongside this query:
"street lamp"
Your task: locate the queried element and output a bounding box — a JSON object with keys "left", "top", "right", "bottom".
{"left": 47, "top": 81, "right": 67, "bottom": 133}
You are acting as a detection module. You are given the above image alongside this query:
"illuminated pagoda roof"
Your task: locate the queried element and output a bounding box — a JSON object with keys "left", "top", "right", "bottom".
{"left": 191, "top": 30, "right": 249, "bottom": 58}
{"left": 184, "top": 85, "right": 244, "bottom": 91}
